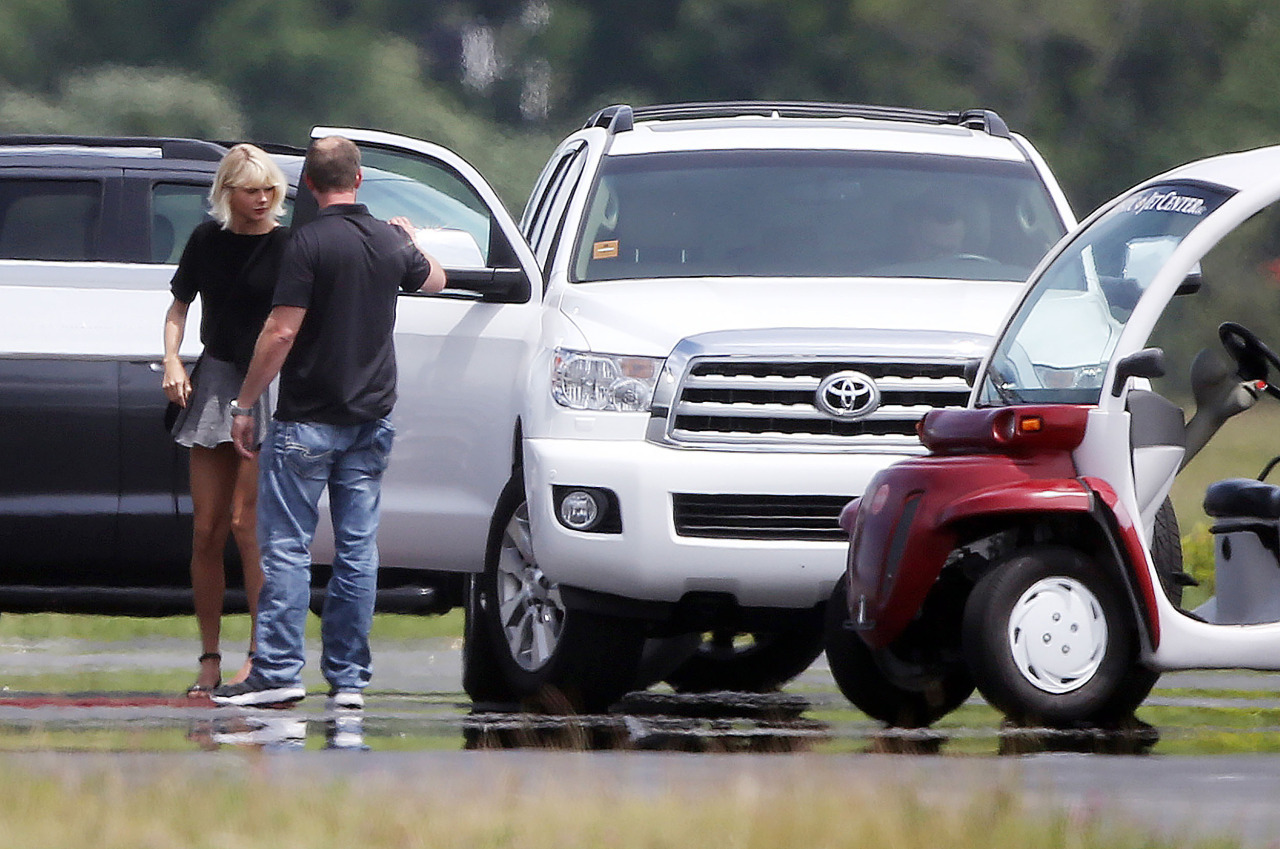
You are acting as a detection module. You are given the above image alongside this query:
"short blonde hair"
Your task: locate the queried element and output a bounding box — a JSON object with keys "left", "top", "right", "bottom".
{"left": 208, "top": 143, "right": 288, "bottom": 228}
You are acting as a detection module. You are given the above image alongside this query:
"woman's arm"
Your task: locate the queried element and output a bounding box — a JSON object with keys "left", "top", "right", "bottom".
{"left": 162, "top": 297, "right": 192, "bottom": 406}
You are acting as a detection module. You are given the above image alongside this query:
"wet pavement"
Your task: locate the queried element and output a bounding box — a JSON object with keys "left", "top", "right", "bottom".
{"left": 2, "top": 632, "right": 1280, "bottom": 755}
{"left": 9, "top": 634, "right": 1280, "bottom": 845}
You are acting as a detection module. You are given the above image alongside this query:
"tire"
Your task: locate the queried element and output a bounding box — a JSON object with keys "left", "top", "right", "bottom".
{"left": 962, "top": 546, "right": 1156, "bottom": 727}
{"left": 1152, "top": 497, "right": 1186, "bottom": 606}
{"left": 663, "top": 606, "right": 826, "bottom": 693}
{"left": 824, "top": 575, "right": 974, "bottom": 727}
{"left": 461, "top": 573, "right": 518, "bottom": 705}
{"left": 467, "top": 485, "right": 645, "bottom": 714}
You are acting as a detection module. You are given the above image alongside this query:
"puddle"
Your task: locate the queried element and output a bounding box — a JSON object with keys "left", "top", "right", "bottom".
{"left": 0, "top": 637, "right": 1276, "bottom": 754}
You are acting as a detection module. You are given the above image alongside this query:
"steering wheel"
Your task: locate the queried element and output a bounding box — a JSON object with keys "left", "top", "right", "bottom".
{"left": 1219, "top": 321, "right": 1280, "bottom": 400}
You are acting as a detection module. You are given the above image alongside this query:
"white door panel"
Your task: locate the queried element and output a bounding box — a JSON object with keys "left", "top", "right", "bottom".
{"left": 303, "top": 127, "right": 544, "bottom": 574}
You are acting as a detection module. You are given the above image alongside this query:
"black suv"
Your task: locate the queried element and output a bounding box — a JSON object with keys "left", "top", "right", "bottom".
{"left": 0, "top": 135, "right": 451, "bottom": 615}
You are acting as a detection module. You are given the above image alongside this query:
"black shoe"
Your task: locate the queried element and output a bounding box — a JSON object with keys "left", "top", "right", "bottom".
{"left": 210, "top": 675, "right": 305, "bottom": 708}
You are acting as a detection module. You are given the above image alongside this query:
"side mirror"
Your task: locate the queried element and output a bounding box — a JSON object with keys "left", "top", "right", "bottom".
{"left": 409, "top": 227, "right": 531, "bottom": 303}
{"left": 1111, "top": 347, "right": 1166, "bottom": 397}
{"left": 438, "top": 267, "right": 531, "bottom": 303}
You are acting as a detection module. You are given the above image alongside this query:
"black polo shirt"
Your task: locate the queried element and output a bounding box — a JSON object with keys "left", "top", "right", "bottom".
{"left": 272, "top": 203, "right": 431, "bottom": 424}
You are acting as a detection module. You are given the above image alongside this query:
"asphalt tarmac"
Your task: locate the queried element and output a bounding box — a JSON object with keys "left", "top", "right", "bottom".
{"left": 4, "top": 634, "right": 1280, "bottom": 846}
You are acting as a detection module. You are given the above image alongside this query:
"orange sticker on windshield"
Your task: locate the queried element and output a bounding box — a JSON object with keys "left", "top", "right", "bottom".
{"left": 593, "top": 240, "right": 619, "bottom": 259}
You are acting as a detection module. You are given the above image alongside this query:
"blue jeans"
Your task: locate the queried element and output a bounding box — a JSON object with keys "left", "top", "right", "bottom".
{"left": 252, "top": 417, "right": 395, "bottom": 692}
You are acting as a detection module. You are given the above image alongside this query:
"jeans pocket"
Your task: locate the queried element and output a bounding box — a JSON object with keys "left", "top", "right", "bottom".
{"left": 354, "top": 419, "right": 396, "bottom": 477}
{"left": 281, "top": 422, "right": 335, "bottom": 481}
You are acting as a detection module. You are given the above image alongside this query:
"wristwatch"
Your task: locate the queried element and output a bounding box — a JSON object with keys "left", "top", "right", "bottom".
{"left": 229, "top": 402, "right": 254, "bottom": 417}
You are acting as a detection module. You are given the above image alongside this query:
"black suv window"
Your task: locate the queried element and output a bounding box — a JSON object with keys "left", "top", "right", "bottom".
{"left": 0, "top": 179, "right": 101, "bottom": 261}
{"left": 151, "top": 183, "right": 211, "bottom": 264}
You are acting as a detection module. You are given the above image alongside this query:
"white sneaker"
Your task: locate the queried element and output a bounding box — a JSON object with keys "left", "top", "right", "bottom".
{"left": 326, "top": 689, "right": 364, "bottom": 710}
{"left": 210, "top": 676, "right": 306, "bottom": 707}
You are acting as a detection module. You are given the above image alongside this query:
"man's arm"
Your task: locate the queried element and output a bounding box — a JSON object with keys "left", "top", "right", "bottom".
{"left": 419, "top": 250, "right": 447, "bottom": 293}
{"left": 230, "top": 304, "right": 307, "bottom": 458}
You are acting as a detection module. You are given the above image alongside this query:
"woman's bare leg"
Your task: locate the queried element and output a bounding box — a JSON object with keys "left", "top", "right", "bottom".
{"left": 228, "top": 450, "right": 264, "bottom": 685}
{"left": 188, "top": 443, "right": 239, "bottom": 692}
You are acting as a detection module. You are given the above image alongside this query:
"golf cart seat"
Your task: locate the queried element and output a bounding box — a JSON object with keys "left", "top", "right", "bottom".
{"left": 1204, "top": 478, "right": 1280, "bottom": 520}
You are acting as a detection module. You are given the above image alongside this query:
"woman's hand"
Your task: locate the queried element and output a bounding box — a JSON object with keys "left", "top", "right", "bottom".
{"left": 162, "top": 358, "right": 191, "bottom": 406}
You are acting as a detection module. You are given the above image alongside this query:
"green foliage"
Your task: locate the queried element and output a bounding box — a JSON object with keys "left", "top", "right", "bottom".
{"left": 1183, "top": 523, "right": 1216, "bottom": 599}
{"left": 1, "top": 1, "right": 1280, "bottom": 235}
{"left": 0, "top": 66, "right": 246, "bottom": 138}
{"left": 0, "top": 0, "right": 70, "bottom": 86}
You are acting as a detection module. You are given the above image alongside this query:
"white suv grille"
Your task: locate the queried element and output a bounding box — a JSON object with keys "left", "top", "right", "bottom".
{"left": 669, "top": 358, "right": 969, "bottom": 447}
{"left": 645, "top": 330, "right": 985, "bottom": 452}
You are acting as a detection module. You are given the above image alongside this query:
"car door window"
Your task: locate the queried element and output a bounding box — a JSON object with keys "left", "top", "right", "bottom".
{"left": 0, "top": 179, "right": 102, "bottom": 260}
{"left": 352, "top": 146, "right": 497, "bottom": 268}
{"left": 151, "top": 183, "right": 211, "bottom": 263}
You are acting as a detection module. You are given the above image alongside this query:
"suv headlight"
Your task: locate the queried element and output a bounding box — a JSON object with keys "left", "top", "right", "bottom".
{"left": 551, "top": 348, "right": 663, "bottom": 412}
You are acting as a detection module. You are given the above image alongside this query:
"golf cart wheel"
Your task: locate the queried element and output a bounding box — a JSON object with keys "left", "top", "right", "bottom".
{"left": 824, "top": 575, "right": 974, "bottom": 727}
{"left": 962, "top": 546, "right": 1153, "bottom": 727}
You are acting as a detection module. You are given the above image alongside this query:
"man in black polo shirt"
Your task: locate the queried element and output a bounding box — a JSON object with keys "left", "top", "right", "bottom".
{"left": 212, "top": 136, "right": 446, "bottom": 708}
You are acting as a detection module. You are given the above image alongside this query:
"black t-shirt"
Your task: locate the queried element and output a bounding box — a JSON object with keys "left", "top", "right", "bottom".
{"left": 272, "top": 203, "right": 431, "bottom": 424}
{"left": 170, "top": 221, "right": 291, "bottom": 372}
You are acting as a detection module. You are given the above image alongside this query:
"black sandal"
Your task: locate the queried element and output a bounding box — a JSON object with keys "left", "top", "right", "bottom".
{"left": 186, "top": 651, "right": 222, "bottom": 697}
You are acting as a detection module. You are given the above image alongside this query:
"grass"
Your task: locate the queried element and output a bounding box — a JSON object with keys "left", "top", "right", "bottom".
{"left": 0, "top": 609, "right": 464, "bottom": 643}
{"left": 0, "top": 762, "right": 1242, "bottom": 849}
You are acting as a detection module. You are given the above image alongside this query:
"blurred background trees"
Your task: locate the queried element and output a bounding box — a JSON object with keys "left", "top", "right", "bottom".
{"left": 1, "top": 0, "right": 1279, "bottom": 213}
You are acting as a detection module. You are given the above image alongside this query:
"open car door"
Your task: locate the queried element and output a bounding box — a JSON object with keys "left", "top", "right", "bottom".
{"left": 297, "top": 127, "right": 544, "bottom": 576}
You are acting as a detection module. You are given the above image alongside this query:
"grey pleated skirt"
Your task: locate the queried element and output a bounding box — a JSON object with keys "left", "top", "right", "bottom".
{"left": 170, "top": 355, "right": 274, "bottom": 449}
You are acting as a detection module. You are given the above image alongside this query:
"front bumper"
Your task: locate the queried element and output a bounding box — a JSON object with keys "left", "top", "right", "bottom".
{"left": 524, "top": 437, "right": 918, "bottom": 609}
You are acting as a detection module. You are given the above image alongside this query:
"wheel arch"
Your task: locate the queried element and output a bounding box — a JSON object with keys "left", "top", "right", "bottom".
{"left": 940, "top": 487, "right": 1160, "bottom": 654}
{"left": 866, "top": 478, "right": 1158, "bottom": 653}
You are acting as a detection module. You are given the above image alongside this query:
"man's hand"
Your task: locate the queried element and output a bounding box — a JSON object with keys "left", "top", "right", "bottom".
{"left": 389, "top": 216, "right": 416, "bottom": 238}
{"left": 231, "top": 412, "right": 258, "bottom": 459}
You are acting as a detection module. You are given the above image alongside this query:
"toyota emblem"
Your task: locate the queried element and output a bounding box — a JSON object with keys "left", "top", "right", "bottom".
{"left": 815, "top": 371, "right": 880, "bottom": 420}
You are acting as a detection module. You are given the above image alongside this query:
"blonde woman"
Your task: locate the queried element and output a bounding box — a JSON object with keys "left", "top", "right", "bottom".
{"left": 161, "top": 144, "right": 291, "bottom": 696}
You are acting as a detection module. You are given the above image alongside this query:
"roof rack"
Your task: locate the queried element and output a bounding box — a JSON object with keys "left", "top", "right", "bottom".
{"left": 0, "top": 135, "right": 228, "bottom": 161}
{"left": 212, "top": 140, "right": 308, "bottom": 157}
{"left": 582, "top": 102, "right": 1010, "bottom": 139}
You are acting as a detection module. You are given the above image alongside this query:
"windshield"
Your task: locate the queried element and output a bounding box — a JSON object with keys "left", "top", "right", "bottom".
{"left": 978, "top": 181, "right": 1235, "bottom": 406}
{"left": 572, "top": 150, "right": 1065, "bottom": 281}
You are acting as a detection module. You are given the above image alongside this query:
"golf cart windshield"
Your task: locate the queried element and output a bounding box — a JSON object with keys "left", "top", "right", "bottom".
{"left": 978, "top": 182, "right": 1234, "bottom": 406}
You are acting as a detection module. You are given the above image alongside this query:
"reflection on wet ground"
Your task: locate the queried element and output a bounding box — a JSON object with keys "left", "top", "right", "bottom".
{"left": 0, "top": 636, "right": 1276, "bottom": 754}
{"left": 0, "top": 688, "right": 1175, "bottom": 755}
{"left": 0, "top": 693, "right": 1163, "bottom": 754}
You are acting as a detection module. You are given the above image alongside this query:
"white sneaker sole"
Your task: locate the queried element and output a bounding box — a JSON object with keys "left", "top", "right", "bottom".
{"left": 211, "top": 686, "right": 306, "bottom": 707}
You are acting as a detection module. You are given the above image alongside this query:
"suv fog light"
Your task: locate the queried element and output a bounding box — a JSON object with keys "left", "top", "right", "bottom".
{"left": 560, "top": 489, "right": 601, "bottom": 530}
{"left": 552, "top": 485, "right": 622, "bottom": 534}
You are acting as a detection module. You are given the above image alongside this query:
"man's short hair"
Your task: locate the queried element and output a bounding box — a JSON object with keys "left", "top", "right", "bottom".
{"left": 306, "top": 136, "right": 361, "bottom": 192}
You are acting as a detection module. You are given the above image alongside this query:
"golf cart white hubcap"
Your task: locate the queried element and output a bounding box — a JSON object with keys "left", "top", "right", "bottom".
{"left": 495, "top": 504, "right": 565, "bottom": 672}
{"left": 1008, "top": 577, "right": 1107, "bottom": 694}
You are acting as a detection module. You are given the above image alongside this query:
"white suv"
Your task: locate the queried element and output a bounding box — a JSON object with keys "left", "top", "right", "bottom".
{"left": 361, "top": 101, "right": 1074, "bottom": 711}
